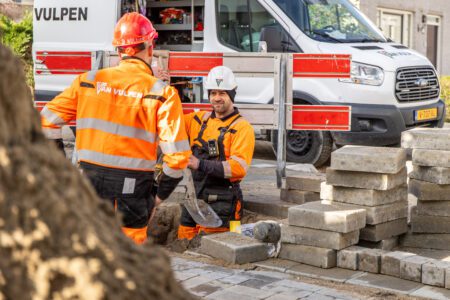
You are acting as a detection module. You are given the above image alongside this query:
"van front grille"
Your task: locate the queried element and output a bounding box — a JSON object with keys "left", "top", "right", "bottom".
{"left": 395, "top": 67, "right": 440, "bottom": 102}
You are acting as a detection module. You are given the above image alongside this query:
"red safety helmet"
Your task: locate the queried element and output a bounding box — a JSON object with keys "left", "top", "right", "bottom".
{"left": 112, "top": 12, "right": 158, "bottom": 48}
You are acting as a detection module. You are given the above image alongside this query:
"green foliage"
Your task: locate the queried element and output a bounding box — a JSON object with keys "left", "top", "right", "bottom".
{"left": 0, "top": 12, "right": 34, "bottom": 86}
{"left": 441, "top": 76, "right": 450, "bottom": 122}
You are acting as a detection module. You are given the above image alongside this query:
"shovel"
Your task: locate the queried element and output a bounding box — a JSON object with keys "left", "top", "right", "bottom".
{"left": 182, "top": 168, "right": 223, "bottom": 228}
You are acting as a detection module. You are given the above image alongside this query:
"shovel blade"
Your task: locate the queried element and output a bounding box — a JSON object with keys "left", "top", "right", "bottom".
{"left": 184, "top": 198, "right": 223, "bottom": 228}
{"left": 183, "top": 168, "right": 223, "bottom": 228}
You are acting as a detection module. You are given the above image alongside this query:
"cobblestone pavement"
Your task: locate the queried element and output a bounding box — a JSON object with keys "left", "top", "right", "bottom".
{"left": 171, "top": 257, "right": 361, "bottom": 300}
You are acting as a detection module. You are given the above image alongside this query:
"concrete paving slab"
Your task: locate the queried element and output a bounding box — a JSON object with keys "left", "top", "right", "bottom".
{"left": 288, "top": 201, "right": 366, "bottom": 233}
{"left": 217, "top": 274, "right": 253, "bottom": 285}
{"left": 254, "top": 258, "right": 301, "bottom": 273}
{"left": 244, "top": 192, "right": 296, "bottom": 218}
{"left": 260, "top": 283, "right": 302, "bottom": 294}
{"left": 182, "top": 275, "right": 219, "bottom": 289}
{"left": 286, "top": 173, "right": 326, "bottom": 192}
{"left": 285, "top": 264, "right": 363, "bottom": 283}
{"left": 302, "top": 293, "right": 335, "bottom": 300}
{"left": 326, "top": 168, "right": 407, "bottom": 190}
{"left": 245, "top": 270, "right": 292, "bottom": 280}
{"left": 398, "top": 247, "right": 450, "bottom": 261}
{"left": 281, "top": 223, "right": 359, "bottom": 250}
{"left": 381, "top": 251, "right": 417, "bottom": 277}
{"left": 417, "top": 200, "right": 450, "bottom": 217}
{"left": 401, "top": 128, "right": 450, "bottom": 151}
{"left": 401, "top": 232, "right": 450, "bottom": 251}
{"left": 358, "top": 248, "right": 386, "bottom": 274}
{"left": 173, "top": 257, "right": 358, "bottom": 300}
{"left": 400, "top": 255, "right": 432, "bottom": 282}
{"left": 446, "top": 268, "right": 450, "bottom": 289}
{"left": 410, "top": 286, "right": 450, "bottom": 300}
{"left": 322, "top": 200, "right": 408, "bottom": 225}
{"left": 337, "top": 246, "right": 366, "bottom": 271}
{"left": 358, "top": 237, "right": 399, "bottom": 251}
{"left": 280, "top": 189, "right": 320, "bottom": 204}
{"left": 274, "top": 279, "right": 324, "bottom": 292}
{"left": 222, "top": 284, "right": 277, "bottom": 299}
{"left": 411, "top": 214, "right": 450, "bottom": 234}
{"left": 279, "top": 243, "right": 336, "bottom": 269}
{"left": 239, "top": 277, "right": 281, "bottom": 289}
{"left": 320, "top": 183, "right": 407, "bottom": 207}
{"left": 174, "top": 272, "right": 199, "bottom": 282}
{"left": 330, "top": 146, "right": 407, "bottom": 174}
{"left": 205, "top": 289, "right": 259, "bottom": 300}
{"left": 409, "top": 179, "right": 450, "bottom": 201}
{"left": 316, "top": 288, "right": 357, "bottom": 300}
{"left": 360, "top": 218, "right": 408, "bottom": 241}
{"left": 411, "top": 164, "right": 450, "bottom": 184}
{"left": 422, "top": 260, "right": 450, "bottom": 287}
{"left": 265, "top": 291, "right": 312, "bottom": 300}
{"left": 200, "top": 232, "right": 270, "bottom": 264}
{"left": 189, "top": 280, "right": 232, "bottom": 297}
{"left": 413, "top": 149, "right": 450, "bottom": 168}
{"left": 346, "top": 272, "right": 423, "bottom": 294}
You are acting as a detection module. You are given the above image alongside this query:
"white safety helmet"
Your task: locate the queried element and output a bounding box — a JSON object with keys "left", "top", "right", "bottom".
{"left": 204, "top": 66, "right": 237, "bottom": 91}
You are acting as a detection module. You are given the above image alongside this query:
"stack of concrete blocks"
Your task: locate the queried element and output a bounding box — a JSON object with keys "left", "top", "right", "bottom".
{"left": 401, "top": 128, "right": 450, "bottom": 251}
{"left": 280, "top": 172, "right": 324, "bottom": 204}
{"left": 279, "top": 201, "right": 366, "bottom": 269}
{"left": 322, "top": 146, "right": 409, "bottom": 251}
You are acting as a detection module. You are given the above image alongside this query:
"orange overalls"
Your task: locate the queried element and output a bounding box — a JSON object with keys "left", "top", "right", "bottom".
{"left": 178, "top": 108, "right": 255, "bottom": 240}
{"left": 41, "top": 57, "right": 191, "bottom": 244}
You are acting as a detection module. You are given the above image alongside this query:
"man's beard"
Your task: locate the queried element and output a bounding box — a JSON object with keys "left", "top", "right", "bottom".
{"left": 212, "top": 103, "right": 228, "bottom": 114}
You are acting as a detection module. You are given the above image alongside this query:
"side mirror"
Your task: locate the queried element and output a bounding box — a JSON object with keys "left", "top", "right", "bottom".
{"left": 258, "top": 41, "right": 268, "bottom": 53}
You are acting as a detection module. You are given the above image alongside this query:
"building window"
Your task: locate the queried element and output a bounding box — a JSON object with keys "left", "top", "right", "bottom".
{"left": 377, "top": 8, "right": 412, "bottom": 47}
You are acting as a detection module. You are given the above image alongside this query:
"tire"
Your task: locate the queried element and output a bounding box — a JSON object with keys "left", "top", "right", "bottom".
{"left": 271, "top": 129, "right": 333, "bottom": 167}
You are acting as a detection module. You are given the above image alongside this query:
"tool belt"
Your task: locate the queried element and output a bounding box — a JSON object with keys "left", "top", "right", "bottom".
{"left": 201, "top": 182, "right": 241, "bottom": 203}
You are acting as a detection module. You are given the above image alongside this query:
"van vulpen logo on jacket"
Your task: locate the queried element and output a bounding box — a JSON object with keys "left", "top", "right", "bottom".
{"left": 216, "top": 79, "right": 223, "bottom": 87}
{"left": 97, "top": 82, "right": 143, "bottom": 98}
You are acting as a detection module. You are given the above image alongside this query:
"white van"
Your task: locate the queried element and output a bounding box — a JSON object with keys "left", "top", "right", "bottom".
{"left": 33, "top": 0, "right": 445, "bottom": 166}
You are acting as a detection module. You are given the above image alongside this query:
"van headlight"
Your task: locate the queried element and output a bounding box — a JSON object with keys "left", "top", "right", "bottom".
{"left": 339, "top": 62, "right": 384, "bottom": 86}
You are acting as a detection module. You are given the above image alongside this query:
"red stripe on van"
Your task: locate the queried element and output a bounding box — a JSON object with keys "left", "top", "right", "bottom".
{"left": 35, "top": 51, "right": 91, "bottom": 75}
{"left": 182, "top": 103, "right": 212, "bottom": 114}
{"left": 292, "top": 54, "right": 351, "bottom": 78}
{"left": 168, "top": 52, "right": 223, "bottom": 76}
{"left": 291, "top": 105, "right": 351, "bottom": 131}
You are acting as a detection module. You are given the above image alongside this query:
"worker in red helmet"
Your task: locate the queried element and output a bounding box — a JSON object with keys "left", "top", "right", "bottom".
{"left": 40, "top": 13, "right": 191, "bottom": 244}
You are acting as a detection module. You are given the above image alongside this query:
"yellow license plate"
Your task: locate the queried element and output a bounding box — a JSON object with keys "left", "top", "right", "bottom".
{"left": 415, "top": 108, "right": 437, "bottom": 121}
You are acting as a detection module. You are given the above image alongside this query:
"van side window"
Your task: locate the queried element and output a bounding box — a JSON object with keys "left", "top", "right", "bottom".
{"left": 217, "top": 0, "right": 300, "bottom": 52}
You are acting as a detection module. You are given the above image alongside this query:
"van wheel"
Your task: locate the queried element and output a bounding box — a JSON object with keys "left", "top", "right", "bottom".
{"left": 271, "top": 130, "right": 333, "bottom": 167}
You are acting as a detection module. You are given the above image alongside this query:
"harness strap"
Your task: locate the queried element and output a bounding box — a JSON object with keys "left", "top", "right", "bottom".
{"left": 193, "top": 112, "right": 212, "bottom": 149}
{"left": 218, "top": 114, "right": 242, "bottom": 161}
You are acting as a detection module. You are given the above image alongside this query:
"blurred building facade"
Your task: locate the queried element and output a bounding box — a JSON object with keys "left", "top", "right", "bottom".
{"left": 351, "top": 0, "right": 449, "bottom": 75}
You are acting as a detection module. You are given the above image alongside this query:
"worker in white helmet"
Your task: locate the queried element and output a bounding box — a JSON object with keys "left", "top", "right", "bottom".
{"left": 178, "top": 66, "right": 255, "bottom": 240}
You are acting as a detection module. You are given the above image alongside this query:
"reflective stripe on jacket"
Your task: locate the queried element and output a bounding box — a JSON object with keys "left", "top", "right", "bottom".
{"left": 184, "top": 109, "right": 255, "bottom": 182}
{"left": 41, "top": 58, "right": 190, "bottom": 175}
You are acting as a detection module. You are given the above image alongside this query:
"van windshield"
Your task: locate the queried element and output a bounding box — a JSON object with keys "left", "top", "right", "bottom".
{"left": 273, "top": 0, "right": 387, "bottom": 43}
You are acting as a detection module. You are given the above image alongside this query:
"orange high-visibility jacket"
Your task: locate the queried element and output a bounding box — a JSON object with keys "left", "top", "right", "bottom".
{"left": 41, "top": 58, "right": 190, "bottom": 178}
{"left": 184, "top": 109, "right": 255, "bottom": 182}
